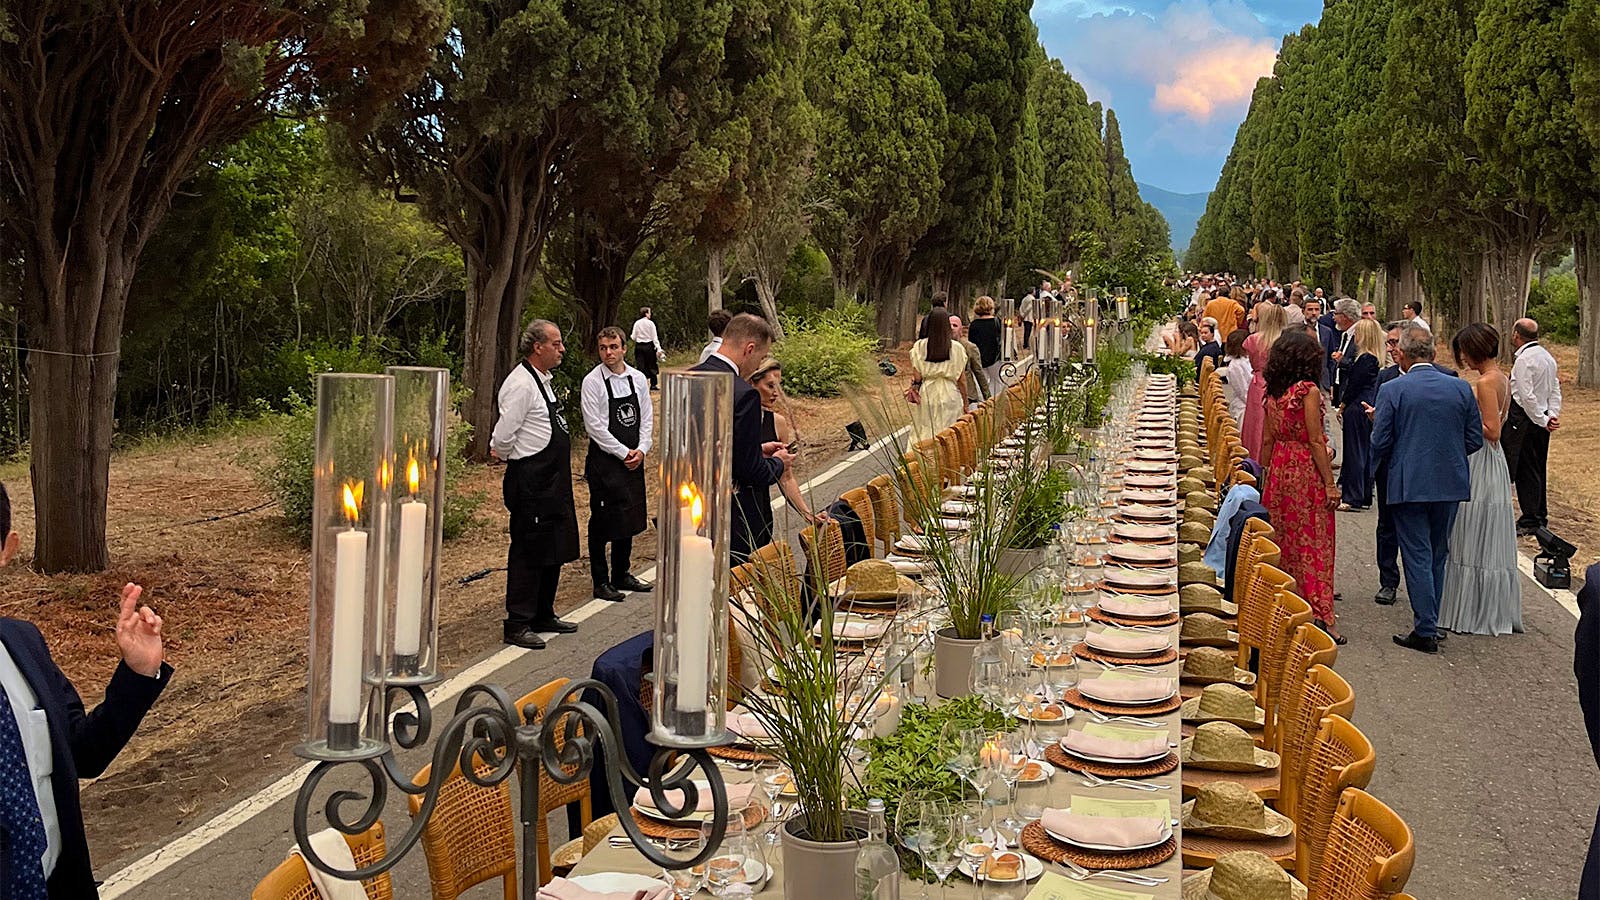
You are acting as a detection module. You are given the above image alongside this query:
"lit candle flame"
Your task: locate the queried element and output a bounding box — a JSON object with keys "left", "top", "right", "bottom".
{"left": 341, "top": 480, "right": 363, "bottom": 526}
{"left": 681, "top": 482, "right": 704, "bottom": 530}
{"left": 407, "top": 455, "right": 421, "bottom": 495}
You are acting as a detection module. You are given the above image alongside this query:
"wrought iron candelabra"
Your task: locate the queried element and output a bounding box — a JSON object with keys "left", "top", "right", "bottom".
{"left": 292, "top": 679, "right": 732, "bottom": 898}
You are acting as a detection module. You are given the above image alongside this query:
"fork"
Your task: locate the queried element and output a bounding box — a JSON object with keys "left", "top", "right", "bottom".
{"left": 1057, "top": 858, "right": 1168, "bottom": 886}
{"left": 1078, "top": 771, "right": 1168, "bottom": 792}
{"left": 1088, "top": 710, "right": 1165, "bottom": 728}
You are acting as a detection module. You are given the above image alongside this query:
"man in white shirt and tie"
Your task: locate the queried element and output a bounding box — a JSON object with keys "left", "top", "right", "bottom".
{"left": 630, "top": 307, "right": 664, "bottom": 390}
{"left": 1504, "top": 317, "right": 1562, "bottom": 535}
{"left": 491, "top": 320, "right": 580, "bottom": 649}
{"left": 581, "top": 327, "right": 654, "bottom": 602}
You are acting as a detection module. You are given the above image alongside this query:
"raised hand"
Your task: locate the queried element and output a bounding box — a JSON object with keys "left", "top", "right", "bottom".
{"left": 115, "top": 583, "right": 164, "bottom": 678}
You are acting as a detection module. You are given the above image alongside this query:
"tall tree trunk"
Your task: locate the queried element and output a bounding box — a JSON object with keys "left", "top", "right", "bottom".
{"left": 1457, "top": 250, "right": 1486, "bottom": 327}
{"left": 753, "top": 277, "right": 786, "bottom": 342}
{"left": 898, "top": 273, "right": 922, "bottom": 343}
{"left": 1395, "top": 251, "right": 1422, "bottom": 320}
{"left": 1330, "top": 265, "right": 1344, "bottom": 297}
{"left": 573, "top": 227, "right": 634, "bottom": 353}
{"left": 1578, "top": 230, "right": 1600, "bottom": 387}
{"left": 1481, "top": 220, "right": 1541, "bottom": 364}
{"left": 461, "top": 244, "right": 533, "bottom": 462}
{"left": 707, "top": 246, "right": 725, "bottom": 313}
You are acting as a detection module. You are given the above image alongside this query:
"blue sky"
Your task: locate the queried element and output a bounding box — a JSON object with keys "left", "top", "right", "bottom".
{"left": 1034, "top": 0, "right": 1324, "bottom": 195}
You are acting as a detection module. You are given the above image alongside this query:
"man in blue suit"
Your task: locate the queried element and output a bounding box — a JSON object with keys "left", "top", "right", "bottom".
{"left": 1369, "top": 325, "right": 1483, "bottom": 653}
{"left": 690, "top": 313, "right": 793, "bottom": 564}
{"left": 0, "top": 483, "right": 171, "bottom": 897}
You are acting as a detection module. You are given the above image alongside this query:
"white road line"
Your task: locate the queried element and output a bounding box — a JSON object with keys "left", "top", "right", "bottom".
{"left": 100, "top": 425, "right": 908, "bottom": 895}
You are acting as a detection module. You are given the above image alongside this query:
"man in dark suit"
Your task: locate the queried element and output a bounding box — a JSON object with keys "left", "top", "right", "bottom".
{"left": 1309, "top": 299, "right": 1339, "bottom": 390}
{"left": 1575, "top": 562, "right": 1600, "bottom": 899}
{"left": 691, "top": 313, "right": 793, "bottom": 563}
{"left": 1372, "top": 324, "right": 1405, "bottom": 605}
{"left": 0, "top": 483, "right": 171, "bottom": 898}
{"left": 1370, "top": 324, "right": 1483, "bottom": 653}
{"left": 1329, "top": 297, "right": 1359, "bottom": 404}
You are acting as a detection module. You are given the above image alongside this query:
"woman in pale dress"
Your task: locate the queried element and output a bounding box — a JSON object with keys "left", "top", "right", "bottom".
{"left": 1165, "top": 320, "right": 1200, "bottom": 358}
{"left": 1241, "top": 302, "right": 1285, "bottom": 459}
{"left": 1221, "top": 328, "right": 1252, "bottom": 423}
{"left": 1440, "top": 323, "right": 1522, "bottom": 635}
{"left": 908, "top": 306, "right": 968, "bottom": 444}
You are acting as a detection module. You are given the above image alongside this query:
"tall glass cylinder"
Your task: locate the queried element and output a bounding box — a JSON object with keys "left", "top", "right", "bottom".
{"left": 1115, "top": 287, "right": 1130, "bottom": 322}
{"left": 1084, "top": 290, "right": 1100, "bottom": 364}
{"left": 652, "top": 370, "right": 734, "bottom": 746}
{"left": 1000, "top": 297, "right": 1018, "bottom": 361}
{"left": 385, "top": 366, "right": 448, "bottom": 685}
{"left": 302, "top": 373, "right": 393, "bottom": 760}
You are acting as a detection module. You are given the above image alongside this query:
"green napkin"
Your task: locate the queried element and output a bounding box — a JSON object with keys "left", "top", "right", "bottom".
{"left": 1081, "top": 722, "right": 1171, "bottom": 744}
{"left": 1025, "top": 872, "right": 1154, "bottom": 900}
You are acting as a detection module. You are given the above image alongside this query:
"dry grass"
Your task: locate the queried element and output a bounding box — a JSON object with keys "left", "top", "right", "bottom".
{"left": 0, "top": 350, "right": 917, "bottom": 861}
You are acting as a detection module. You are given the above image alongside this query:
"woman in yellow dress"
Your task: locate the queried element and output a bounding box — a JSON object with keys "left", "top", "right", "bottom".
{"left": 908, "top": 306, "right": 968, "bottom": 444}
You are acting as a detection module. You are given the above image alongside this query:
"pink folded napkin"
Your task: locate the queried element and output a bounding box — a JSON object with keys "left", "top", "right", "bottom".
{"left": 633, "top": 782, "right": 755, "bottom": 813}
{"left": 727, "top": 712, "right": 771, "bottom": 741}
{"left": 833, "top": 619, "right": 882, "bottom": 639}
{"left": 1085, "top": 629, "right": 1171, "bottom": 654}
{"left": 1098, "top": 595, "right": 1173, "bottom": 617}
{"left": 1059, "top": 730, "right": 1171, "bottom": 760}
{"left": 1040, "top": 809, "right": 1167, "bottom": 849}
{"left": 1079, "top": 676, "right": 1176, "bottom": 703}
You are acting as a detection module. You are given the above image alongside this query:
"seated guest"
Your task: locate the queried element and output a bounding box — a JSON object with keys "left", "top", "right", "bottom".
{"left": 1195, "top": 317, "right": 1223, "bottom": 376}
{"left": 0, "top": 482, "right": 171, "bottom": 897}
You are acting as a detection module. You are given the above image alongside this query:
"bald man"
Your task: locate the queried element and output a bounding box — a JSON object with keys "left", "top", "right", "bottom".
{"left": 1504, "top": 317, "right": 1561, "bottom": 535}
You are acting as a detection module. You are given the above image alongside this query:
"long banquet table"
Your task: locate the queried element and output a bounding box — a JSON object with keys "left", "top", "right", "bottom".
{"left": 571, "top": 373, "right": 1189, "bottom": 898}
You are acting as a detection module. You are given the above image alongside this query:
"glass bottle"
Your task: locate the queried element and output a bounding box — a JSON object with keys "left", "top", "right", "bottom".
{"left": 855, "top": 798, "right": 902, "bottom": 900}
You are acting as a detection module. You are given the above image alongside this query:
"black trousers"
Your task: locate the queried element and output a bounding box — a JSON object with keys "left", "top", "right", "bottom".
{"left": 1503, "top": 404, "right": 1550, "bottom": 528}
{"left": 634, "top": 342, "right": 660, "bottom": 388}
{"left": 1374, "top": 470, "right": 1400, "bottom": 591}
{"left": 589, "top": 522, "right": 634, "bottom": 587}
{"left": 505, "top": 542, "right": 560, "bottom": 632}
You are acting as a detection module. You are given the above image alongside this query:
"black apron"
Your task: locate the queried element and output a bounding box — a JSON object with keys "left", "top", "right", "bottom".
{"left": 584, "top": 371, "right": 649, "bottom": 540}
{"left": 504, "top": 362, "right": 580, "bottom": 566}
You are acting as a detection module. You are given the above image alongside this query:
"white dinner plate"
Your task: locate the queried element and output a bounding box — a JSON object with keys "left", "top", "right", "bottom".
{"left": 570, "top": 873, "right": 668, "bottom": 893}
{"left": 1044, "top": 817, "right": 1173, "bottom": 852}
{"left": 1054, "top": 743, "right": 1172, "bottom": 766}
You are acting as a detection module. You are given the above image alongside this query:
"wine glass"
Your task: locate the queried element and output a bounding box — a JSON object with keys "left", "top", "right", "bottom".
{"left": 918, "top": 807, "right": 960, "bottom": 899}
{"left": 658, "top": 829, "right": 706, "bottom": 899}
{"left": 955, "top": 801, "right": 996, "bottom": 883}
{"left": 994, "top": 730, "right": 1030, "bottom": 834}
{"left": 701, "top": 819, "right": 755, "bottom": 897}
{"left": 896, "top": 793, "right": 936, "bottom": 900}
{"left": 759, "top": 765, "right": 792, "bottom": 848}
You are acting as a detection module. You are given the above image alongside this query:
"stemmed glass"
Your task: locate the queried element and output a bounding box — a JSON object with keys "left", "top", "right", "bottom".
{"left": 896, "top": 793, "right": 937, "bottom": 900}
{"left": 759, "top": 765, "right": 792, "bottom": 848}
{"left": 701, "top": 819, "right": 757, "bottom": 897}
{"left": 918, "top": 806, "right": 960, "bottom": 898}
{"left": 955, "top": 801, "right": 996, "bottom": 883}
{"left": 992, "top": 730, "right": 1030, "bottom": 834}
{"left": 658, "top": 829, "right": 706, "bottom": 899}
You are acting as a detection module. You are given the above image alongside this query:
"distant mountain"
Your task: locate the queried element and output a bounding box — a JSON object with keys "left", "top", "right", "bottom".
{"left": 1138, "top": 182, "right": 1210, "bottom": 256}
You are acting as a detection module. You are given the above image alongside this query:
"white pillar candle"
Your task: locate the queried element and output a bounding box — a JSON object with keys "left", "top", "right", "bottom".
{"left": 1085, "top": 323, "right": 1098, "bottom": 363}
{"left": 675, "top": 533, "right": 715, "bottom": 713}
{"left": 394, "top": 499, "right": 427, "bottom": 658}
{"left": 330, "top": 525, "right": 368, "bottom": 729}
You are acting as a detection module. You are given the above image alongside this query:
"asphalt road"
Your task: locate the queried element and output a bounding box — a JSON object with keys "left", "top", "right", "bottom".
{"left": 98, "top": 438, "right": 1594, "bottom": 898}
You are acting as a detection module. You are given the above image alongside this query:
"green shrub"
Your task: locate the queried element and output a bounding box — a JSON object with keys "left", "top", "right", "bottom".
{"left": 774, "top": 303, "right": 876, "bottom": 397}
{"left": 1527, "top": 273, "right": 1579, "bottom": 343}
{"left": 251, "top": 391, "right": 484, "bottom": 544}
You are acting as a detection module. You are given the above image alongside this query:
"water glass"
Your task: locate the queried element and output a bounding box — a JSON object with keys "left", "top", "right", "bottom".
{"left": 659, "top": 830, "right": 706, "bottom": 900}
{"left": 918, "top": 809, "right": 959, "bottom": 898}
{"left": 702, "top": 819, "right": 756, "bottom": 897}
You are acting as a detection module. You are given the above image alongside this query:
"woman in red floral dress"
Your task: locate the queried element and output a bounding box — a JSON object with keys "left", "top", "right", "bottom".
{"left": 1259, "top": 330, "right": 1343, "bottom": 643}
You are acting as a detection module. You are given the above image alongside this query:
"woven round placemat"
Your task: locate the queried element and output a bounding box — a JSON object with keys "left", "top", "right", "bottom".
{"left": 1088, "top": 607, "right": 1181, "bottom": 628}
{"left": 1109, "top": 535, "right": 1178, "bottom": 546}
{"left": 1019, "top": 821, "right": 1177, "bottom": 871}
{"left": 1073, "top": 643, "right": 1178, "bottom": 667}
{"left": 630, "top": 802, "right": 766, "bottom": 840}
{"left": 1104, "top": 557, "right": 1179, "bottom": 570}
{"left": 708, "top": 743, "right": 779, "bottom": 763}
{"left": 1181, "top": 764, "right": 1280, "bottom": 799}
{"left": 1045, "top": 744, "right": 1180, "bottom": 778}
{"left": 1062, "top": 688, "right": 1183, "bottom": 718}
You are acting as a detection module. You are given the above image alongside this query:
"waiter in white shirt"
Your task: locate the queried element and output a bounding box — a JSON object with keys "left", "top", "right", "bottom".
{"left": 581, "top": 326, "right": 654, "bottom": 602}
{"left": 491, "top": 320, "right": 579, "bottom": 650}
{"left": 1505, "top": 317, "right": 1562, "bottom": 535}
{"left": 630, "top": 306, "right": 664, "bottom": 390}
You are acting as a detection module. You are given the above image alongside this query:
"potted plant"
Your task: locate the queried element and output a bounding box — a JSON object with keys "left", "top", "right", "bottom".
{"left": 735, "top": 551, "right": 895, "bottom": 899}
{"left": 999, "top": 466, "right": 1075, "bottom": 577}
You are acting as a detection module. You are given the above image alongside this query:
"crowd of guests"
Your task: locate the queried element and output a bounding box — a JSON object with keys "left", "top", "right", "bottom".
{"left": 1177, "top": 273, "right": 1560, "bottom": 651}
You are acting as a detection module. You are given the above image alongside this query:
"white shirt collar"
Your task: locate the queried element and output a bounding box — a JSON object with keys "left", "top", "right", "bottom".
{"left": 710, "top": 350, "right": 741, "bottom": 373}
{"left": 1408, "top": 362, "right": 1435, "bottom": 372}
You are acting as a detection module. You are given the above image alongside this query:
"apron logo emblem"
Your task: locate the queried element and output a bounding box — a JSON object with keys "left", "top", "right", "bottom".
{"left": 618, "top": 403, "right": 638, "bottom": 428}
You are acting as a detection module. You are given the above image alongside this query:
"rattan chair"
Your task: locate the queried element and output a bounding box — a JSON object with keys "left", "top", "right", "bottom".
{"left": 1273, "top": 623, "right": 1339, "bottom": 756}
{"left": 839, "top": 487, "right": 877, "bottom": 556}
{"left": 407, "top": 752, "right": 516, "bottom": 900}
{"left": 798, "top": 519, "right": 847, "bottom": 598}
{"left": 1274, "top": 663, "right": 1355, "bottom": 824}
{"left": 1309, "top": 789, "right": 1415, "bottom": 900}
{"left": 515, "top": 678, "right": 594, "bottom": 887}
{"left": 252, "top": 823, "right": 393, "bottom": 900}
{"left": 865, "top": 475, "right": 901, "bottom": 556}
{"left": 1238, "top": 560, "right": 1294, "bottom": 669}
{"left": 935, "top": 430, "right": 963, "bottom": 487}
{"left": 1258, "top": 589, "right": 1313, "bottom": 745}
{"left": 1293, "top": 715, "right": 1376, "bottom": 887}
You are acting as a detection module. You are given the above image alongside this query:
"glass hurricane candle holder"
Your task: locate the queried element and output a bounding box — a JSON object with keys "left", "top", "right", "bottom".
{"left": 1115, "top": 287, "right": 1130, "bottom": 322}
{"left": 652, "top": 370, "right": 734, "bottom": 746}
{"left": 301, "top": 373, "right": 394, "bottom": 760}
{"left": 1083, "top": 290, "right": 1100, "bottom": 364}
{"left": 1000, "top": 297, "right": 1018, "bottom": 361}
{"left": 384, "top": 366, "right": 449, "bottom": 685}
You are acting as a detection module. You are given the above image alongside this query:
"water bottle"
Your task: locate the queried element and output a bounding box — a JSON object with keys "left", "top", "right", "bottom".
{"left": 854, "top": 798, "right": 901, "bottom": 899}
